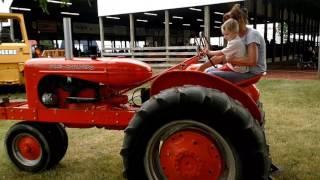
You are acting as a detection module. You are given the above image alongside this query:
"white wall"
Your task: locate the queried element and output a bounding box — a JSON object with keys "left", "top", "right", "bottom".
{"left": 98, "top": 0, "right": 244, "bottom": 16}
{"left": 0, "top": 0, "right": 13, "bottom": 13}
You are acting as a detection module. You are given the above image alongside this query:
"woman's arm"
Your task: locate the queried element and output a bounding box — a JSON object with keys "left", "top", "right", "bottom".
{"left": 228, "top": 43, "right": 258, "bottom": 66}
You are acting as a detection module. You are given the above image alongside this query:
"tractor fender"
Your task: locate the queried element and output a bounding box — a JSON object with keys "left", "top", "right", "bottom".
{"left": 150, "top": 70, "right": 262, "bottom": 122}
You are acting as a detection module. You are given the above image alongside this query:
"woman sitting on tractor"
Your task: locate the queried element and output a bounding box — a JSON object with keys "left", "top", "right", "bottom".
{"left": 198, "top": 4, "right": 267, "bottom": 83}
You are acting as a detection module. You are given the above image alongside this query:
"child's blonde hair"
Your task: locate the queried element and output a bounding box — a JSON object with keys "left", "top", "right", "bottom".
{"left": 221, "top": 18, "right": 239, "bottom": 34}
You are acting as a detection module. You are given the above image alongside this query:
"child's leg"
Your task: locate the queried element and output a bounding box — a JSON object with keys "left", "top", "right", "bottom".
{"left": 205, "top": 66, "right": 219, "bottom": 73}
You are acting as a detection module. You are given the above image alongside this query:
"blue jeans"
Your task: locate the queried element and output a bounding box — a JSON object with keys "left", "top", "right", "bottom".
{"left": 205, "top": 67, "right": 257, "bottom": 83}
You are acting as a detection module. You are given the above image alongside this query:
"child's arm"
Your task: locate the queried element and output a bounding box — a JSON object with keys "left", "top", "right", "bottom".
{"left": 198, "top": 55, "right": 225, "bottom": 71}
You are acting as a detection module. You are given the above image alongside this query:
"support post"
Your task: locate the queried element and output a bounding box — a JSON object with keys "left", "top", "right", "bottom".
{"left": 312, "top": 19, "right": 316, "bottom": 45}
{"left": 310, "top": 19, "right": 313, "bottom": 42}
{"left": 280, "top": 7, "right": 284, "bottom": 62}
{"left": 286, "top": 9, "right": 291, "bottom": 62}
{"left": 165, "top": 10, "right": 170, "bottom": 59}
{"left": 263, "top": 0, "right": 268, "bottom": 41}
{"left": 253, "top": 0, "right": 257, "bottom": 29}
{"left": 316, "top": 20, "right": 319, "bottom": 46}
{"left": 302, "top": 15, "right": 306, "bottom": 54}
{"left": 306, "top": 18, "right": 310, "bottom": 42}
{"left": 63, "top": 17, "right": 73, "bottom": 60}
{"left": 298, "top": 14, "right": 302, "bottom": 56}
{"left": 99, "top": 16, "right": 105, "bottom": 57}
{"left": 129, "top": 14, "right": 135, "bottom": 58}
{"left": 316, "top": 20, "right": 320, "bottom": 47}
{"left": 204, "top": 6, "right": 210, "bottom": 44}
{"left": 272, "top": 2, "right": 276, "bottom": 63}
{"left": 318, "top": 21, "right": 320, "bottom": 77}
{"left": 292, "top": 11, "right": 296, "bottom": 61}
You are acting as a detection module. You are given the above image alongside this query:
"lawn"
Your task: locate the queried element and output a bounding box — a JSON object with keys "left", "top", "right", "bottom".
{"left": 0, "top": 79, "right": 320, "bottom": 179}
{"left": 259, "top": 79, "right": 320, "bottom": 180}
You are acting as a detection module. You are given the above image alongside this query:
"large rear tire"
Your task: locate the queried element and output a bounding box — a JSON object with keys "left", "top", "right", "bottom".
{"left": 121, "top": 86, "right": 270, "bottom": 180}
{"left": 144, "top": 120, "right": 239, "bottom": 180}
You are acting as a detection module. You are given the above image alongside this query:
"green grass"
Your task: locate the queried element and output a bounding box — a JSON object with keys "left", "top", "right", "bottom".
{"left": 0, "top": 79, "right": 320, "bottom": 179}
{"left": 258, "top": 80, "right": 320, "bottom": 180}
{"left": 0, "top": 124, "right": 125, "bottom": 180}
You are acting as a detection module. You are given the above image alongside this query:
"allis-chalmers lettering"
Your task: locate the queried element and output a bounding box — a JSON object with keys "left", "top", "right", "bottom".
{"left": 48, "top": 64, "right": 95, "bottom": 70}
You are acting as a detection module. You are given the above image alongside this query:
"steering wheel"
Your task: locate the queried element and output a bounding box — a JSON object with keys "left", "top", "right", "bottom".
{"left": 195, "top": 32, "right": 216, "bottom": 67}
{"left": 194, "top": 32, "right": 208, "bottom": 57}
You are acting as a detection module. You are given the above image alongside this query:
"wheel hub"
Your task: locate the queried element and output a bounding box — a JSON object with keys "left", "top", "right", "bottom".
{"left": 174, "top": 151, "right": 202, "bottom": 178}
{"left": 17, "top": 135, "right": 41, "bottom": 160}
{"left": 160, "top": 130, "right": 223, "bottom": 180}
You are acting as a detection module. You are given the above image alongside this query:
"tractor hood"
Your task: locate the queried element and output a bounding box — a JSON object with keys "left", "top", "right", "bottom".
{"left": 24, "top": 57, "right": 152, "bottom": 89}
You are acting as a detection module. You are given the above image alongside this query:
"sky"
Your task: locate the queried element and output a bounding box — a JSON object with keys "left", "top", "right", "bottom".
{"left": 0, "top": 0, "right": 12, "bottom": 13}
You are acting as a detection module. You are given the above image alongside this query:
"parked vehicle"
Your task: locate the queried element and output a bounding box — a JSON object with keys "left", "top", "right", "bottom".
{"left": 0, "top": 13, "right": 30, "bottom": 85}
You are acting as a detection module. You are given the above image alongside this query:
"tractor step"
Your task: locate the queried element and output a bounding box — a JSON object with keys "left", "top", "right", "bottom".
{"left": 268, "top": 163, "right": 281, "bottom": 180}
{"left": 0, "top": 97, "right": 9, "bottom": 106}
{"left": 65, "top": 97, "right": 97, "bottom": 103}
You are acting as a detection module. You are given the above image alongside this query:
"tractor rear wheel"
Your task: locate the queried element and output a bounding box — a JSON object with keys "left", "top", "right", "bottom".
{"left": 144, "top": 120, "right": 238, "bottom": 179}
{"left": 121, "top": 86, "right": 270, "bottom": 180}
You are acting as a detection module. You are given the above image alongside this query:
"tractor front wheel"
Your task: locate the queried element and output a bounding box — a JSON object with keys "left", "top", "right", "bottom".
{"left": 5, "top": 122, "right": 51, "bottom": 172}
{"left": 5, "top": 122, "right": 68, "bottom": 172}
{"left": 44, "top": 123, "right": 68, "bottom": 168}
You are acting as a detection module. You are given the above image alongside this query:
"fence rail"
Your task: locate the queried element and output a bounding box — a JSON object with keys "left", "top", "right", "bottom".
{"left": 102, "top": 46, "right": 198, "bottom": 68}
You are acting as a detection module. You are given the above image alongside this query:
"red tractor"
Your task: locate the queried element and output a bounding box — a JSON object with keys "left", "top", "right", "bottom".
{"left": 0, "top": 30, "right": 272, "bottom": 179}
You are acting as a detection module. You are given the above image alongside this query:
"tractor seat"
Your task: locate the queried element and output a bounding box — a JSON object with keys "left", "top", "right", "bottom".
{"left": 235, "top": 73, "right": 265, "bottom": 87}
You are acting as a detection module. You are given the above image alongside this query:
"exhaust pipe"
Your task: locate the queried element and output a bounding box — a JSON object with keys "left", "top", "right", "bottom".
{"left": 63, "top": 17, "right": 73, "bottom": 60}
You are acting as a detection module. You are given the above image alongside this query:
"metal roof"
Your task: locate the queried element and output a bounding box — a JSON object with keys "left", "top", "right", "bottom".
{"left": 4, "top": 0, "right": 320, "bottom": 41}
{"left": 273, "top": 0, "right": 320, "bottom": 19}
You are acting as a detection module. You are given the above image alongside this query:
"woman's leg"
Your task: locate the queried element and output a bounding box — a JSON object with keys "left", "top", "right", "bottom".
{"left": 207, "top": 70, "right": 257, "bottom": 83}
